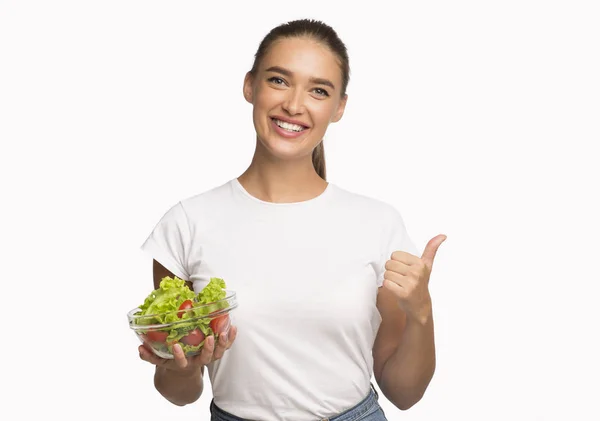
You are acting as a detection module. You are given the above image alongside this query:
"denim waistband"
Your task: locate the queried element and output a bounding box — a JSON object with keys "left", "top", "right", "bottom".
{"left": 327, "top": 385, "right": 379, "bottom": 421}
{"left": 210, "top": 384, "right": 381, "bottom": 421}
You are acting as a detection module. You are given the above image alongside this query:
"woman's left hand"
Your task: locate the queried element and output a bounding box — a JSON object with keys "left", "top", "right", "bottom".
{"left": 383, "top": 234, "right": 447, "bottom": 324}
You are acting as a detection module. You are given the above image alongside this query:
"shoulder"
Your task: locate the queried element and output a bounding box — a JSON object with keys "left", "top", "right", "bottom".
{"left": 328, "top": 183, "right": 403, "bottom": 220}
{"left": 178, "top": 179, "right": 237, "bottom": 212}
{"left": 154, "top": 179, "right": 237, "bottom": 226}
{"left": 327, "top": 183, "right": 413, "bottom": 245}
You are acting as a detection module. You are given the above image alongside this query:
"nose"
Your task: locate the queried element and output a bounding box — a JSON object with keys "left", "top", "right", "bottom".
{"left": 282, "top": 88, "right": 305, "bottom": 116}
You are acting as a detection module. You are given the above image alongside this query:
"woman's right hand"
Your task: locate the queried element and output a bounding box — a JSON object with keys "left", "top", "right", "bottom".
{"left": 138, "top": 326, "right": 238, "bottom": 373}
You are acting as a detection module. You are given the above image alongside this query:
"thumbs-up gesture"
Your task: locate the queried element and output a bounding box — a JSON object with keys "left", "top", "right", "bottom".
{"left": 383, "top": 234, "right": 447, "bottom": 324}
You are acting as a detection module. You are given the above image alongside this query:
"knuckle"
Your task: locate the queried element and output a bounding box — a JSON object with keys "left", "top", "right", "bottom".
{"left": 199, "top": 355, "right": 210, "bottom": 366}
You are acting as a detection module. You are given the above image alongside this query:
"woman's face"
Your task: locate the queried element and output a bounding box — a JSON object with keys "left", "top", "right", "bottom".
{"left": 244, "top": 37, "right": 347, "bottom": 162}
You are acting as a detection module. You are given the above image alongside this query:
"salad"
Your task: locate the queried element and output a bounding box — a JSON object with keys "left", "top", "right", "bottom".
{"left": 131, "top": 276, "right": 232, "bottom": 357}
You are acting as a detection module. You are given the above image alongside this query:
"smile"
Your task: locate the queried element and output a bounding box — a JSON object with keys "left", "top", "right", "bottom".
{"left": 271, "top": 118, "right": 308, "bottom": 133}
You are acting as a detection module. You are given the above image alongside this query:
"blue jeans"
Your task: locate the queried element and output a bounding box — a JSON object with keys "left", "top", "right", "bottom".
{"left": 210, "top": 385, "right": 387, "bottom": 421}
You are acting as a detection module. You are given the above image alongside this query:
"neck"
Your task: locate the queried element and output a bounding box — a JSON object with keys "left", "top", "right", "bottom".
{"left": 238, "top": 144, "right": 327, "bottom": 204}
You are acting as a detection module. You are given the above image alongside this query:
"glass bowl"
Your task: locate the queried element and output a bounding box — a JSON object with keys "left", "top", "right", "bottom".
{"left": 128, "top": 290, "right": 237, "bottom": 359}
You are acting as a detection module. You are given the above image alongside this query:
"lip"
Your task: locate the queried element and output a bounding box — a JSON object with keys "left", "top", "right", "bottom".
{"left": 270, "top": 118, "right": 309, "bottom": 139}
{"left": 270, "top": 115, "right": 310, "bottom": 128}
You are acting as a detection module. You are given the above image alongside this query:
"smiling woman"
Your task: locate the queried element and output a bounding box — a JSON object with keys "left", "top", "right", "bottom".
{"left": 241, "top": 35, "right": 347, "bottom": 185}
{"left": 137, "top": 18, "right": 446, "bottom": 421}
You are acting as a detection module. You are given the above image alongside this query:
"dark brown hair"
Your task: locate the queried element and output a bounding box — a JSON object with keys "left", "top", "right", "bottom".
{"left": 249, "top": 19, "right": 350, "bottom": 180}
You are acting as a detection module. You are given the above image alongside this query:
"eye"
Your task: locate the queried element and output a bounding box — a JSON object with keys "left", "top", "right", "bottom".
{"left": 267, "top": 76, "right": 286, "bottom": 86}
{"left": 313, "top": 87, "right": 330, "bottom": 97}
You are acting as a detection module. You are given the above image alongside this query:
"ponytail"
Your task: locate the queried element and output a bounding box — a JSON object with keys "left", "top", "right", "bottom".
{"left": 312, "top": 142, "right": 326, "bottom": 180}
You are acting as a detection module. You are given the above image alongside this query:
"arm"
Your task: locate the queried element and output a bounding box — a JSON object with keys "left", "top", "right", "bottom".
{"left": 373, "top": 286, "right": 435, "bottom": 410}
{"left": 150, "top": 260, "right": 204, "bottom": 406}
{"left": 154, "top": 364, "right": 205, "bottom": 407}
{"left": 372, "top": 234, "right": 446, "bottom": 410}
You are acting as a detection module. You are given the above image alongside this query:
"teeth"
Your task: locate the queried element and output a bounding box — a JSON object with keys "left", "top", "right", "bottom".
{"left": 274, "top": 119, "right": 305, "bottom": 132}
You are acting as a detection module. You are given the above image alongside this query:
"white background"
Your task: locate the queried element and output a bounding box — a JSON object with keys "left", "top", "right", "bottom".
{"left": 1, "top": 1, "right": 599, "bottom": 420}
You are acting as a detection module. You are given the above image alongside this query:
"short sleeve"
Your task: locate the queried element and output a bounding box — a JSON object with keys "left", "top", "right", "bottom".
{"left": 374, "top": 206, "right": 419, "bottom": 287}
{"left": 141, "top": 202, "right": 191, "bottom": 280}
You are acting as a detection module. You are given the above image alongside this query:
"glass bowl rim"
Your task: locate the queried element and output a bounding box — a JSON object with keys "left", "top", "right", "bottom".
{"left": 127, "top": 289, "right": 237, "bottom": 330}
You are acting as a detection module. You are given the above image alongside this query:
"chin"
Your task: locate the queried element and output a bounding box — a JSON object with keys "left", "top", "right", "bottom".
{"left": 258, "top": 135, "right": 315, "bottom": 161}
{"left": 265, "top": 142, "right": 312, "bottom": 161}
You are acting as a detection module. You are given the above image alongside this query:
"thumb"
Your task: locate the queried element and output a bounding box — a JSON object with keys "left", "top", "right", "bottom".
{"left": 421, "top": 234, "right": 447, "bottom": 267}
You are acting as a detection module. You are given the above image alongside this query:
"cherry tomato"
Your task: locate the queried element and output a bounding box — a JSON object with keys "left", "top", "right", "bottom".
{"left": 181, "top": 328, "right": 205, "bottom": 346}
{"left": 146, "top": 330, "right": 168, "bottom": 343}
{"left": 177, "top": 300, "right": 193, "bottom": 318}
{"left": 210, "top": 314, "right": 230, "bottom": 335}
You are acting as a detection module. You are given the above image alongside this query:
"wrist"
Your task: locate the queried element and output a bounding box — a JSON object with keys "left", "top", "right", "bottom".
{"left": 406, "top": 301, "right": 433, "bottom": 327}
{"left": 159, "top": 365, "right": 203, "bottom": 379}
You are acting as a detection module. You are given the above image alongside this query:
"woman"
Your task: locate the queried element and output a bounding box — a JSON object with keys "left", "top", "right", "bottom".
{"left": 138, "top": 18, "right": 446, "bottom": 421}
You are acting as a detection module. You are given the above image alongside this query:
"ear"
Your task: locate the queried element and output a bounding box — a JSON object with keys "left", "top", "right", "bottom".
{"left": 331, "top": 94, "right": 348, "bottom": 123}
{"left": 243, "top": 72, "right": 254, "bottom": 104}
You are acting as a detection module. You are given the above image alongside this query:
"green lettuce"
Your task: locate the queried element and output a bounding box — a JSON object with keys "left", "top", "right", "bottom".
{"left": 193, "top": 277, "right": 229, "bottom": 315}
{"left": 134, "top": 276, "right": 230, "bottom": 349}
{"left": 137, "top": 276, "right": 196, "bottom": 325}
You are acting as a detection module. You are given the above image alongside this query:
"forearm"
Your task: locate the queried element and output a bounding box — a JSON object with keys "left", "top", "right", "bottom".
{"left": 380, "top": 311, "right": 436, "bottom": 410}
{"left": 154, "top": 366, "right": 204, "bottom": 406}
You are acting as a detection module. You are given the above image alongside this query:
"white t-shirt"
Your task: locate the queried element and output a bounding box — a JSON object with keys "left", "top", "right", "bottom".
{"left": 141, "top": 178, "right": 418, "bottom": 421}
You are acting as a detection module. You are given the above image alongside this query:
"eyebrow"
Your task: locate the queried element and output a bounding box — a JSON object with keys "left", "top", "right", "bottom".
{"left": 265, "top": 66, "right": 336, "bottom": 90}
